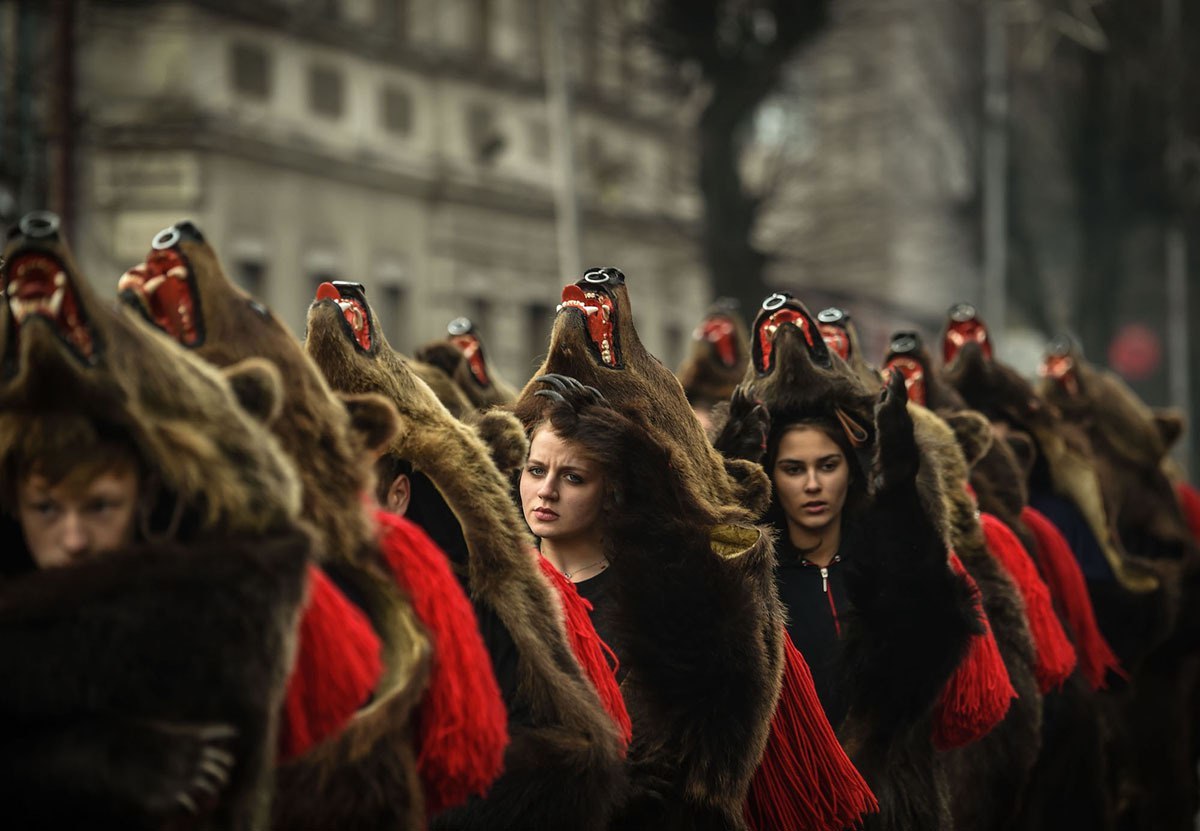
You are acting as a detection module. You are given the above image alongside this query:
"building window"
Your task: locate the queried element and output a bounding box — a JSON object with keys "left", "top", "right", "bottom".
{"left": 308, "top": 65, "right": 345, "bottom": 118}
{"left": 527, "top": 302, "right": 553, "bottom": 368}
{"left": 380, "top": 85, "right": 413, "bottom": 135}
{"left": 527, "top": 119, "right": 549, "bottom": 161}
{"left": 234, "top": 260, "right": 267, "bottom": 300}
{"left": 466, "top": 103, "right": 505, "bottom": 164}
{"left": 230, "top": 42, "right": 271, "bottom": 99}
{"left": 469, "top": 0, "right": 492, "bottom": 57}
{"left": 375, "top": 0, "right": 408, "bottom": 40}
{"left": 381, "top": 284, "right": 408, "bottom": 350}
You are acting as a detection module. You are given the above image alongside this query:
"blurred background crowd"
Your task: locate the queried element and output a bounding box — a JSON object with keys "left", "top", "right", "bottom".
{"left": 1, "top": 0, "right": 1196, "bottom": 475}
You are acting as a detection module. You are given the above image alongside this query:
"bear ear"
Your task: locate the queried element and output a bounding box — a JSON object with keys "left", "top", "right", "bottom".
{"left": 1006, "top": 430, "right": 1037, "bottom": 479}
{"left": 222, "top": 358, "right": 284, "bottom": 425}
{"left": 1153, "top": 408, "right": 1184, "bottom": 451}
{"left": 943, "top": 409, "right": 994, "bottom": 468}
{"left": 340, "top": 392, "right": 401, "bottom": 456}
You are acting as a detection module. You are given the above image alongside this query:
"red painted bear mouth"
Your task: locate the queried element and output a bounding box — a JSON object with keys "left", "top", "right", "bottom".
{"left": 818, "top": 323, "right": 851, "bottom": 362}
{"left": 315, "top": 281, "right": 373, "bottom": 353}
{"left": 4, "top": 251, "right": 96, "bottom": 363}
{"left": 450, "top": 332, "right": 490, "bottom": 386}
{"left": 942, "top": 304, "right": 992, "bottom": 367}
{"left": 118, "top": 248, "right": 203, "bottom": 347}
{"left": 883, "top": 355, "right": 927, "bottom": 406}
{"left": 753, "top": 306, "right": 811, "bottom": 372}
{"left": 1039, "top": 353, "right": 1079, "bottom": 397}
{"left": 697, "top": 315, "right": 739, "bottom": 369}
{"left": 558, "top": 283, "right": 620, "bottom": 368}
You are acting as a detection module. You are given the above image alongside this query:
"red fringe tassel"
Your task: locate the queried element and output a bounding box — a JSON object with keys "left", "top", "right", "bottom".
{"left": 1020, "top": 506, "right": 1125, "bottom": 689}
{"left": 932, "top": 552, "right": 1016, "bottom": 750}
{"left": 745, "top": 631, "right": 878, "bottom": 831}
{"left": 980, "top": 512, "right": 1077, "bottom": 692}
{"left": 376, "top": 510, "right": 509, "bottom": 814}
{"left": 1176, "top": 481, "right": 1200, "bottom": 542}
{"left": 537, "top": 556, "right": 633, "bottom": 748}
{"left": 279, "top": 565, "right": 384, "bottom": 761}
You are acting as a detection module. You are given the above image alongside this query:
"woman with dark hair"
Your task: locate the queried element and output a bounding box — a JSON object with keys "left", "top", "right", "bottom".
{"left": 762, "top": 413, "right": 866, "bottom": 728}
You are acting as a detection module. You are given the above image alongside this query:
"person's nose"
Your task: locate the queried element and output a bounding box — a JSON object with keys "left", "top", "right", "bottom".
{"left": 803, "top": 471, "right": 821, "bottom": 493}
{"left": 537, "top": 476, "right": 557, "bottom": 501}
{"left": 59, "top": 511, "right": 91, "bottom": 558}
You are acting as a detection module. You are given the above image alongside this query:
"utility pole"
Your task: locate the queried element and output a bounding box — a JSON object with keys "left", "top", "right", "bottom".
{"left": 982, "top": 0, "right": 1008, "bottom": 338}
{"left": 542, "top": 0, "right": 582, "bottom": 279}
{"left": 1163, "top": 0, "right": 1192, "bottom": 474}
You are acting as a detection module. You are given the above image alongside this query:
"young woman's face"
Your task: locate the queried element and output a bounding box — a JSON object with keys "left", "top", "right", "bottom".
{"left": 520, "top": 427, "right": 605, "bottom": 544}
{"left": 772, "top": 426, "right": 851, "bottom": 539}
{"left": 17, "top": 466, "right": 140, "bottom": 569}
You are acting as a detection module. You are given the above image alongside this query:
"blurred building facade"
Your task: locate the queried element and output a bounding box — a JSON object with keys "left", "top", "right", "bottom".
{"left": 1, "top": 0, "right": 707, "bottom": 381}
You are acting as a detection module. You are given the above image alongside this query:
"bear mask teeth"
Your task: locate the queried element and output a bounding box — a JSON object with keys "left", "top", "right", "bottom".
{"left": 4, "top": 252, "right": 95, "bottom": 362}
{"left": 558, "top": 284, "right": 618, "bottom": 368}
{"left": 118, "top": 249, "right": 201, "bottom": 347}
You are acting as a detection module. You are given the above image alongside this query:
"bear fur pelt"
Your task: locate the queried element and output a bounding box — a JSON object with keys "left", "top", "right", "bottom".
{"left": 0, "top": 214, "right": 311, "bottom": 829}
{"left": 882, "top": 330, "right": 1115, "bottom": 831}
{"left": 304, "top": 280, "right": 627, "bottom": 831}
{"left": 415, "top": 318, "right": 519, "bottom": 411}
{"left": 676, "top": 298, "right": 751, "bottom": 410}
{"left": 117, "top": 223, "right": 433, "bottom": 830}
{"left": 915, "top": 406, "right": 1043, "bottom": 831}
{"left": 513, "top": 268, "right": 784, "bottom": 830}
{"left": 736, "top": 292, "right": 976, "bottom": 831}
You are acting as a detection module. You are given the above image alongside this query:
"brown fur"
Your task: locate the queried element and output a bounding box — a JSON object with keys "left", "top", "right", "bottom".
{"left": 676, "top": 300, "right": 751, "bottom": 407}
{"left": 115, "top": 223, "right": 433, "bottom": 831}
{"left": 414, "top": 336, "right": 519, "bottom": 412}
{"left": 914, "top": 405, "right": 1043, "bottom": 831}
{"left": 513, "top": 271, "right": 784, "bottom": 829}
{"left": 304, "top": 286, "right": 627, "bottom": 830}
{"left": 739, "top": 294, "right": 977, "bottom": 831}
{"left": 516, "top": 274, "right": 770, "bottom": 521}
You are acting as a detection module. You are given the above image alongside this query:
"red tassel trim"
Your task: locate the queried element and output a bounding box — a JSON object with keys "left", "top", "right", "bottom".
{"left": 1176, "top": 481, "right": 1200, "bottom": 543}
{"left": 745, "top": 631, "right": 878, "bottom": 831}
{"left": 933, "top": 552, "right": 1016, "bottom": 750}
{"left": 279, "top": 565, "right": 383, "bottom": 761}
{"left": 1019, "top": 506, "right": 1125, "bottom": 689}
{"left": 376, "top": 510, "right": 509, "bottom": 814}
{"left": 537, "top": 556, "right": 633, "bottom": 748}
{"left": 980, "top": 512, "right": 1077, "bottom": 693}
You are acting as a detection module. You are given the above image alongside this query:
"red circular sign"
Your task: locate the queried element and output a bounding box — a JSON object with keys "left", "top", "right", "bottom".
{"left": 1107, "top": 323, "right": 1162, "bottom": 381}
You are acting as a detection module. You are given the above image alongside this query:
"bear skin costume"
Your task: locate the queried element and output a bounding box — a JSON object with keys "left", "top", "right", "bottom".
{"left": 676, "top": 298, "right": 752, "bottom": 423}
{"left": 0, "top": 213, "right": 311, "bottom": 830}
{"left": 938, "top": 311, "right": 1194, "bottom": 831}
{"left": 414, "top": 317, "right": 519, "bottom": 411}
{"left": 734, "top": 291, "right": 978, "bottom": 831}
{"left": 117, "top": 222, "right": 437, "bottom": 830}
{"left": 303, "top": 280, "right": 627, "bottom": 831}
{"left": 882, "top": 329, "right": 1118, "bottom": 831}
{"left": 512, "top": 268, "right": 785, "bottom": 831}
{"left": 1038, "top": 339, "right": 1200, "bottom": 831}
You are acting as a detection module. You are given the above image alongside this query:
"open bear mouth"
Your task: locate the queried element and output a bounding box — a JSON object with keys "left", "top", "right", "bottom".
{"left": 883, "top": 356, "right": 927, "bottom": 406}
{"left": 942, "top": 303, "right": 992, "bottom": 367}
{"left": 557, "top": 283, "right": 620, "bottom": 368}
{"left": 4, "top": 251, "right": 97, "bottom": 364}
{"left": 753, "top": 295, "right": 827, "bottom": 374}
{"left": 118, "top": 247, "right": 203, "bottom": 347}
{"left": 449, "top": 332, "right": 490, "bottom": 387}
{"left": 315, "top": 281, "right": 373, "bottom": 353}
{"left": 1039, "top": 352, "right": 1079, "bottom": 398}
{"left": 697, "top": 315, "right": 739, "bottom": 369}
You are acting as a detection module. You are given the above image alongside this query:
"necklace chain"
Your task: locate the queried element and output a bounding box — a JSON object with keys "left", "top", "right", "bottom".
{"left": 563, "top": 558, "right": 608, "bottom": 580}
